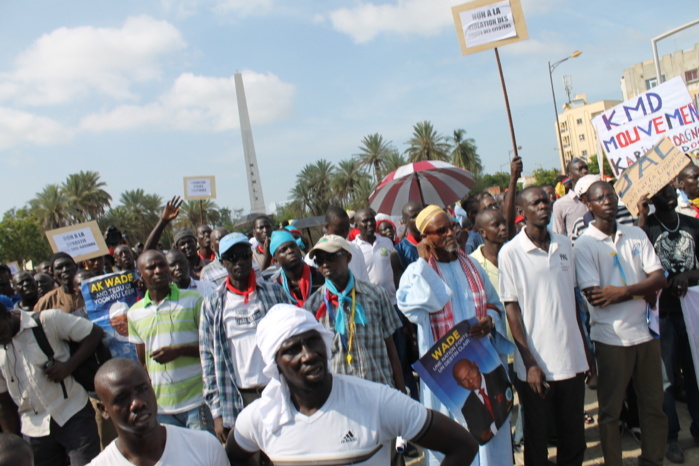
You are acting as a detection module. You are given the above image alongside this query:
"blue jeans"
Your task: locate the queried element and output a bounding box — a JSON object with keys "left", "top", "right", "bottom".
{"left": 158, "top": 403, "right": 215, "bottom": 435}
{"left": 660, "top": 314, "right": 699, "bottom": 442}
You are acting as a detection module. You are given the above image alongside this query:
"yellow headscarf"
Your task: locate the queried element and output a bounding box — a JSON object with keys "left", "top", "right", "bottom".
{"left": 416, "top": 205, "right": 446, "bottom": 234}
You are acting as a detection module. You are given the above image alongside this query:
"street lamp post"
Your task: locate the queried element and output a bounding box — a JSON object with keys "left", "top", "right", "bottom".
{"left": 549, "top": 51, "right": 582, "bottom": 170}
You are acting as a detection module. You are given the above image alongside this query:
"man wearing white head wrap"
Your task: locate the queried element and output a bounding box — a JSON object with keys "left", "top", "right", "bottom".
{"left": 226, "top": 304, "right": 479, "bottom": 466}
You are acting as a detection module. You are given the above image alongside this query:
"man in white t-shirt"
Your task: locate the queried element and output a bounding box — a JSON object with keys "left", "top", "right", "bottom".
{"left": 499, "top": 186, "right": 592, "bottom": 466}
{"left": 575, "top": 181, "right": 667, "bottom": 466}
{"left": 89, "top": 358, "right": 229, "bottom": 466}
{"left": 225, "top": 304, "right": 478, "bottom": 465}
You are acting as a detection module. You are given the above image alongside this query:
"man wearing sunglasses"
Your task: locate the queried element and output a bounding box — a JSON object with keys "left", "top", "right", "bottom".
{"left": 199, "top": 232, "right": 293, "bottom": 445}
{"left": 303, "top": 235, "right": 405, "bottom": 394}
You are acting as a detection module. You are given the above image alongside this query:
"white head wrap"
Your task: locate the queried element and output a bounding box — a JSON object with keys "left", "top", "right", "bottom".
{"left": 255, "top": 304, "right": 334, "bottom": 433}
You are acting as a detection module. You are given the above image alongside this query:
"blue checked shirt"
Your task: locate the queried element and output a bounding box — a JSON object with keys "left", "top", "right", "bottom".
{"left": 199, "top": 279, "right": 293, "bottom": 427}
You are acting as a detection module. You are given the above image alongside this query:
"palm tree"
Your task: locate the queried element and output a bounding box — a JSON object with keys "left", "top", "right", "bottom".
{"left": 332, "top": 159, "right": 363, "bottom": 206}
{"left": 29, "top": 184, "right": 70, "bottom": 229}
{"left": 348, "top": 178, "right": 375, "bottom": 210}
{"left": 379, "top": 150, "right": 407, "bottom": 180}
{"left": 176, "top": 200, "right": 221, "bottom": 230}
{"left": 61, "top": 171, "right": 112, "bottom": 222}
{"left": 450, "top": 129, "right": 482, "bottom": 174}
{"left": 404, "top": 121, "right": 451, "bottom": 163}
{"left": 356, "top": 133, "right": 393, "bottom": 184}
{"left": 290, "top": 160, "right": 336, "bottom": 215}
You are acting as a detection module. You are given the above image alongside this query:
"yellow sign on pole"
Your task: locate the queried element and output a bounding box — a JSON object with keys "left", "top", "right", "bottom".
{"left": 45, "top": 220, "right": 110, "bottom": 263}
{"left": 452, "top": 0, "right": 528, "bottom": 56}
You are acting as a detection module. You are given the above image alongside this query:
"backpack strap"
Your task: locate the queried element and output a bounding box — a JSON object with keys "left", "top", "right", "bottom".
{"left": 30, "top": 313, "right": 68, "bottom": 399}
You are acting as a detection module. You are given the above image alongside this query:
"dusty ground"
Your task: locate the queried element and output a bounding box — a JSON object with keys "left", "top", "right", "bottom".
{"left": 406, "top": 386, "right": 699, "bottom": 465}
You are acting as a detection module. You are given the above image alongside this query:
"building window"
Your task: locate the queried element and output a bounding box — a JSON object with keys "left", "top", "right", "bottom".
{"left": 576, "top": 118, "right": 583, "bottom": 125}
{"left": 582, "top": 150, "right": 588, "bottom": 157}
{"left": 645, "top": 77, "right": 658, "bottom": 89}
{"left": 563, "top": 136, "right": 570, "bottom": 147}
{"left": 686, "top": 69, "right": 698, "bottom": 83}
{"left": 560, "top": 121, "right": 568, "bottom": 132}
{"left": 579, "top": 134, "right": 586, "bottom": 141}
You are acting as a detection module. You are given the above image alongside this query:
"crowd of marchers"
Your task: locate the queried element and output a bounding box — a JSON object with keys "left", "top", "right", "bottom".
{"left": 1, "top": 156, "right": 699, "bottom": 466}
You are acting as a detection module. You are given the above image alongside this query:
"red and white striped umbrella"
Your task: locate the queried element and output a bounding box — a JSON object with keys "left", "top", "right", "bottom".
{"left": 369, "top": 161, "right": 475, "bottom": 216}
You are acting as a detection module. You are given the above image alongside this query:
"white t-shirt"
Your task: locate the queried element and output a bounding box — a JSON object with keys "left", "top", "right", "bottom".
{"left": 87, "top": 424, "right": 230, "bottom": 465}
{"left": 222, "top": 290, "right": 269, "bottom": 389}
{"left": 498, "top": 227, "right": 589, "bottom": 381}
{"left": 575, "top": 222, "right": 663, "bottom": 346}
{"left": 353, "top": 235, "right": 397, "bottom": 305}
{"left": 234, "top": 374, "right": 428, "bottom": 465}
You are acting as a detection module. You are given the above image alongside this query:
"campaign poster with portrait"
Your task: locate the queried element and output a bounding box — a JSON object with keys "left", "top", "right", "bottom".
{"left": 81, "top": 271, "right": 141, "bottom": 361}
{"left": 413, "top": 318, "right": 513, "bottom": 445}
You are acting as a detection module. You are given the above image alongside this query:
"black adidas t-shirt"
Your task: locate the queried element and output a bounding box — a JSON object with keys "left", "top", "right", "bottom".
{"left": 645, "top": 213, "right": 699, "bottom": 317}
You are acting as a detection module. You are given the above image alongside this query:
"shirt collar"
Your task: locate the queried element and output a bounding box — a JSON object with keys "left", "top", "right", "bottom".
{"left": 585, "top": 221, "right": 622, "bottom": 241}
{"left": 143, "top": 283, "right": 180, "bottom": 306}
{"left": 18, "top": 310, "right": 38, "bottom": 333}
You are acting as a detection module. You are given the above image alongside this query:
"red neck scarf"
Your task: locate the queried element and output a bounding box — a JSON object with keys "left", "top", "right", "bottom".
{"left": 280, "top": 264, "right": 312, "bottom": 306}
{"left": 226, "top": 270, "right": 257, "bottom": 304}
{"left": 198, "top": 250, "right": 215, "bottom": 261}
{"left": 406, "top": 232, "right": 420, "bottom": 246}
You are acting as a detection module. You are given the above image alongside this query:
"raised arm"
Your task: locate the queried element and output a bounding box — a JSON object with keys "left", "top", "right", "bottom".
{"left": 504, "top": 156, "right": 522, "bottom": 240}
{"left": 144, "top": 196, "right": 183, "bottom": 251}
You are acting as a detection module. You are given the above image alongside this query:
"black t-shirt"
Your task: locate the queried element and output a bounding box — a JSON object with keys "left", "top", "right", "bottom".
{"left": 645, "top": 213, "right": 699, "bottom": 316}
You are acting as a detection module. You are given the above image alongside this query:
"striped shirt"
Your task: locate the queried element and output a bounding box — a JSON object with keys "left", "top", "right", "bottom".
{"left": 127, "top": 284, "right": 204, "bottom": 415}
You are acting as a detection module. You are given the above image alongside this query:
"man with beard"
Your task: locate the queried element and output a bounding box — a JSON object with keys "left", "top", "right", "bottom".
{"left": 200, "top": 233, "right": 292, "bottom": 444}
{"left": 270, "top": 230, "right": 323, "bottom": 307}
{"left": 89, "top": 358, "right": 228, "bottom": 465}
{"left": 127, "top": 250, "right": 212, "bottom": 433}
{"left": 639, "top": 182, "right": 699, "bottom": 463}
{"left": 167, "top": 250, "right": 217, "bottom": 299}
{"left": 198, "top": 225, "right": 216, "bottom": 261}
{"left": 251, "top": 216, "right": 274, "bottom": 272}
{"left": 201, "top": 227, "right": 232, "bottom": 285}
{"left": 397, "top": 206, "right": 513, "bottom": 466}
{"left": 225, "top": 304, "right": 478, "bottom": 465}
{"left": 13, "top": 271, "right": 39, "bottom": 312}
{"left": 35, "top": 253, "right": 85, "bottom": 313}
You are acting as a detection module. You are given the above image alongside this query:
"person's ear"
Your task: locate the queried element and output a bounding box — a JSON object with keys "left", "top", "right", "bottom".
{"left": 96, "top": 401, "right": 110, "bottom": 420}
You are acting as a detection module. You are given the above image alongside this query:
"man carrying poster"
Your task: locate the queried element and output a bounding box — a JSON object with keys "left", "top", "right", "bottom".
{"left": 398, "top": 205, "right": 513, "bottom": 466}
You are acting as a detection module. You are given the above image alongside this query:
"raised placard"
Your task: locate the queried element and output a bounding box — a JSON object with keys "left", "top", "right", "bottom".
{"left": 45, "top": 220, "right": 110, "bottom": 263}
{"left": 452, "top": 0, "right": 528, "bottom": 56}
{"left": 183, "top": 176, "right": 216, "bottom": 200}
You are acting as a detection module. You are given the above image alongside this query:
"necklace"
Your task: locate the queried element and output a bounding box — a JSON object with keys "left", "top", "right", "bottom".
{"left": 524, "top": 229, "right": 550, "bottom": 250}
{"left": 655, "top": 213, "right": 680, "bottom": 233}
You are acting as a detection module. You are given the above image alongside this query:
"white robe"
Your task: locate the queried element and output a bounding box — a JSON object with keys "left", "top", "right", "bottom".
{"left": 397, "top": 258, "right": 515, "bottom": 466}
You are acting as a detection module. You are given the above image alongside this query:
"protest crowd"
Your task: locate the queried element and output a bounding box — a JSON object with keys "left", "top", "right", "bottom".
{"left": 2, "top": 154, "right": 699, "bottom": 466}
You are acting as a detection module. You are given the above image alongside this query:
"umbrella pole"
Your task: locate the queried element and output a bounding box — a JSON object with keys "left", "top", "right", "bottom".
{"left": 414, "top": 173, "right": 426, "bottom": 206}
{"left": 494, "top": 47, "right": 520, "bottom": 160}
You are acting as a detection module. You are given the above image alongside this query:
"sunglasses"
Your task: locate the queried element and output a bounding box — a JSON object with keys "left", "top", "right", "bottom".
{"left": 314, "top": 251, "right": 346, "bottom": 264}
{"left": 221, "top": 249, "right": 253, "bottom": 263}
{"left": 425, "top": 223, "right": 456, "bottom": 236}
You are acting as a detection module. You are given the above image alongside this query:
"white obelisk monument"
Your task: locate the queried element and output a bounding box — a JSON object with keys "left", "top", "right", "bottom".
{"left": 234, "top": 72, "right": 266, "bottom": 214}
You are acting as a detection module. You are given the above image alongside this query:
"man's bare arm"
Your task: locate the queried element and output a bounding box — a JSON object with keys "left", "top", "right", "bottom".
{"left": 144, "top": 196, "right": 183, "bottom": 251}
{"left": 505, "top": 301, "right": 546, "bottom": 397}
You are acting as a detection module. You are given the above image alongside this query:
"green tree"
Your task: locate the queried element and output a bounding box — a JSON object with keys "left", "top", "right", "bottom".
{"left": 175, "top": 200, "right": 221, "bottom": 230}
{"left": 378, "top": 150, "right": 406, "bottom": 180}
{"left": 99, "top": 190, "right": 164, "bottom": 245}
{"left": 450, "top": 129, "right": 482, "bottom": 174}
{"left": 347, "top": 178, "right": 375, "bottom": 210}
{"left": 356, "top": 133, "right": 392, "bottom": 184}
{"left": 405, "top": 121, "right": 451, "bottom": 163}
{"left": 588, "top": 154, "right": 614, "bottom": 177}
{"left": 29, "top": 184, "right": 70, "bottom": 229}
{"left": 290, "top": 160, "right": 336, "bottom": 216}
{"left": 532, "top": 168, "right": 561, "bottom": 187}
{"left": 61, "top": 171, "right": 112, "bottom": 222}
{"left": 0, "top": 209, "right": 53, "bottom": 265}
{"left": 471, "top": 172, "right": 513, "bottom": 194}
{"left": 332, "top": 159, "right": 364, "bottom": 206}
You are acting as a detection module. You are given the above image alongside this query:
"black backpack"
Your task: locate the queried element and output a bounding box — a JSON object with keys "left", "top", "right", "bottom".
{"left": 31, "top": 313, "right": 112, "bottom": 395}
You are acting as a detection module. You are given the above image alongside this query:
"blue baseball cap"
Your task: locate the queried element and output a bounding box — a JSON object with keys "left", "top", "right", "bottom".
{"left": 218, "top": 233, "right": 250, "bottom": 259}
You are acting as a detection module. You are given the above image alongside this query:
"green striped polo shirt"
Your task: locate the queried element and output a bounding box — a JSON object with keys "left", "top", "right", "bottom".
{"left": 127, "top": 284, "right": 204, "bottom": 414}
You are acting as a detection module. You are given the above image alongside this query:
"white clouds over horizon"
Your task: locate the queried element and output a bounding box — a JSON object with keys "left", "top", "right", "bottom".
{"left": 80, "top": 70, "right": 295, "bottom": 132}
{"left": 0, "top": 107, "right": 73, "bottom": 150}
{"left": 0, "top": 15, "right": 185, "bottom": 106}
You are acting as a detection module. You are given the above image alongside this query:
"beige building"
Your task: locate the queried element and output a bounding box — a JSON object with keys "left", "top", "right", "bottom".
{"left": 620, "top": 42, "right": 699, "bottom": 103}
{"left": 555, "top": 95, "right": 621, "bottom": 171}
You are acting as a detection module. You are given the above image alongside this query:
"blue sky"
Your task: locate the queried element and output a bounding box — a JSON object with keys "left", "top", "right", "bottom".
{"left": 1, "top": 0, "right": 697, "bottom": 216}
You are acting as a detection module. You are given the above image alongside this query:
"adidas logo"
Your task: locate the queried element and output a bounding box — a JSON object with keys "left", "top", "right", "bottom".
{"left": 341, "top": 430, "right": 357, "bottom": 444}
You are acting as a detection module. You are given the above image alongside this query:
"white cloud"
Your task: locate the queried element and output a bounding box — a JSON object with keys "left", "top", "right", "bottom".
{"left": 0, "top": 15, "right": 186, "bottom": 106}
{"left": 0, "top": 107, "right": 73, "bottom": 150}
{"left": 80, "top": 70, "right": 295, "bottom": 132}
{"left": 327, "top": 0, "right": 456, "bottom": 44}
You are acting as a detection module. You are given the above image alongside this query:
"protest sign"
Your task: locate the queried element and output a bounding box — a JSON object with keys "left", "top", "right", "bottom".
{"left": 452, "top": 0, "right": 528, "bottom": 56}
{"left": 592, "top": 76, "right": 699, "bottom": 177}
{"left": 183, "top": 176, "right": 216, "bottom": 200}
{"left": 6, "top": 261, "right": 19, "bottom": 274}
{"left": 681, "top": 286, "right": 699, "bottom": 389}
{"left": 413, "top": 319, "right": 512, "bottom": 445}
{"left": 614, "top": 137, "right": 691, "bottom": 217}
{"left": 45, "top": 220, "right": 109, "bottom": 263}
{"left": 81, "top": 271, "right": 141, "bottom": 361}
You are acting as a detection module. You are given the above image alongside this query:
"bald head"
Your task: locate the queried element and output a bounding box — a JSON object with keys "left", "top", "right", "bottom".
{"left": 95, "top": 358, "right": 147, "bottom": 397}
{"left": 137, "top": 249, "right": 165, "bottom": 269}
{"left": 452, "top": 358, "right": 481, "bottom": 391}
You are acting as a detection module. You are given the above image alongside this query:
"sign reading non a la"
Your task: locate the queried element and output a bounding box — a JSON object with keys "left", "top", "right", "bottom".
{"left": 452, "top": 0, "right": 528, "bottom": 56}
{"left": 45, "top": 220, "right": 110, "bottom": 263}
{"left": 183, "top": 176, "right": 216, "bottom": 200}
{"left": 614, "top": 137, "right": 691, "bottom": 217}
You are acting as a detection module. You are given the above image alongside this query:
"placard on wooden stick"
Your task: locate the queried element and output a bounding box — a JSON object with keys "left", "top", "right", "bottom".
{"left": 615, "top": 137, "right": 691, "bottom": 217}
{"left": 452, "top": 0, "right": 528, "bottom": 56}
{"left": 183, "top": 176, "right": 216, "bottom": 200}
{"left": 45, "top": 220, "right": 110, "bottom": 263}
